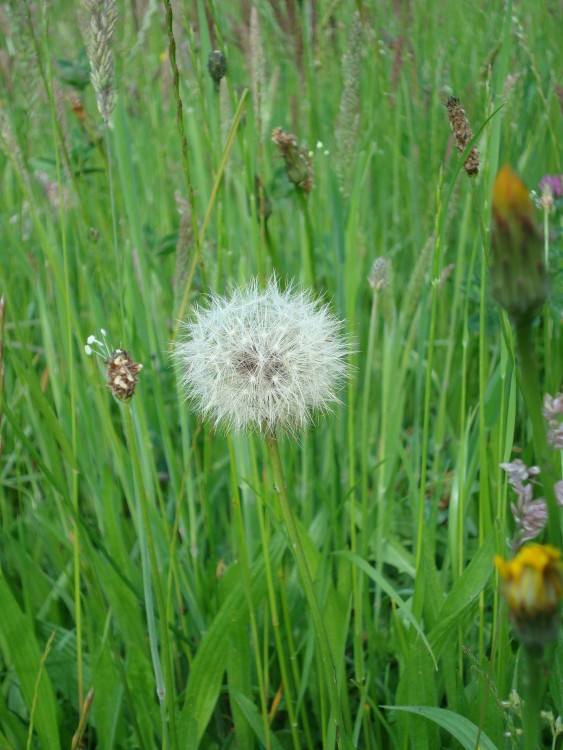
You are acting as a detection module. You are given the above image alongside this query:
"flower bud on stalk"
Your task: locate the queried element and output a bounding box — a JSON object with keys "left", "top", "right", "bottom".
{"left": 491, "top": 166, "right": 549, "bottom": 324}
{"left": 495, "top": 544, "right": 563, "bottom": 647}
{"left": 495, "top": 542, "right": 563, "bottom": 750}
{"left": 207, "top": 50, "right": 227, "bottom": 84}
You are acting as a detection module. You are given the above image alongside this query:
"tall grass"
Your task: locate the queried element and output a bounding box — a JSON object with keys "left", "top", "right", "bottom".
{"left": 0, "top": 1, "right": 561, "bottom": 748}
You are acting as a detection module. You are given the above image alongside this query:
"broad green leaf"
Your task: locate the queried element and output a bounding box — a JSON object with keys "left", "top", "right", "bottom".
{"left": 92, "top": 637, "right": 124, "bottom": 749}
{"left": 178, "top": 532, "right": 286, "bottom": 745}
{"left": 0, "top": 573, "right": 60, "bottom": 750}
{"left": 386, "top": 706, "right": 498, "bottom": 750}
{"left": 230, "top": 690, "right": 285, "bottom": 750}
{"left": 335, "top": 550, "right": 437, "bottom": 669}
{"left": 394, "top": 642, "right": 438, "bottom": 750}
{"left": 227, "top": 597, "right": 254, "bottom": 750}
{"left": 429, "top": 531, "right": 496, "bottom": 651}
{"left": 550, "top": 641, "right": 563, "bottom": 715}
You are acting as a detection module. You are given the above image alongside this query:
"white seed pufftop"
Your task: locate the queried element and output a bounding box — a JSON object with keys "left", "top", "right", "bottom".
{"left": 174, "top": 278, "right": 350, "bottom": 432}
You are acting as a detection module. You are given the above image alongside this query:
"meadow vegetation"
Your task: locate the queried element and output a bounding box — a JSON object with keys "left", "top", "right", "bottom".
{"left": 0, "top": 0, "right": 562, "bottom": 748}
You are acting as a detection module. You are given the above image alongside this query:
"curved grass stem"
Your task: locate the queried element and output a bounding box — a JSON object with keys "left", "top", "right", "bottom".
{"left": 122, "top": 405, "right": 178, "bottom": 750}
{"left": 263, "top": 427, "right": 354, "bottom": 750}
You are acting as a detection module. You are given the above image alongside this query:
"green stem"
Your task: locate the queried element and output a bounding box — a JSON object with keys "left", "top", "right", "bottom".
{"left": 297, "top": 192, "right": 317, "bottom": 286}
{"left": 413, "top": 170, "right": 443, "bottom": 620}
{"left": 263, "top": 428, "right": 353, "bottom": 750}
{"left": 123, "top": 406, "right": 178, "bottom": 750}
{"left": 105, "top": 126, "right": 125, "bottom": 337}
{"left": 515, "top": 323, "right": 561, "bottom": 548}
{"left": 227, "top": 437, "right": 271, "bottom": 749}
{"left": 522, "top": 646, "right": 546, "bottom": 750}
{"left": 249, "top": 437, "right": 304, "bottom": 750}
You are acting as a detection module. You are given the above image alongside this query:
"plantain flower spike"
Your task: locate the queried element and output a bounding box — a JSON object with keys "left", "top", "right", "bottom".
{"left": 491, "top": 165, "right": 549, "bottom": 324}
{"left": 85, "top": 329, "right": 143, "bottom": 402}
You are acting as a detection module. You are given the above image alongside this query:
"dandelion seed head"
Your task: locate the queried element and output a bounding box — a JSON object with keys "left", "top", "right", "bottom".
{"left": 173, "top": 278, "right": 350, "bottom": 433}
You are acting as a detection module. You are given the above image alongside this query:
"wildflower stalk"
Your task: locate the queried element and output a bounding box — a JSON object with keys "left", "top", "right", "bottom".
{"left": 296, "top": 191, "right": 316, "bottom": 286}
{"left": 227, "top": 437, "right": 271, "bottom": 748}
{"left": 363, "top": 258, "right": 388, "bottom": 551}
{"left": 105, "top": 127, "right": 125, "bottom": 334}
{"left": 413, "top": 169, "right": 443, "bottom": 618}
{"left": 278, "top": 562, "right": 315, "bottom": 748}
{"left": 175, "top": 278, "right": 350, "bottom": 742}
{"left": 247, "top": 438, "right": 304, "bottom": 750}
{"left": 496, "top": 544, "right": 562, "bottom": 749}
{"left": 122, "top": 405, "right": 178, "bottom": 750}
{"left": 162, "top": 0, "right": 198, "bottom": 239}
{"left": 37, "top": 14, "right": 84, "bottom": 710}
{"left": 522, "top": 646, "right": 545, "bottom": 750}
{"left": 263, "top": 428, "right": 353, "bottom": 750}
{"left": 514, "top": 323, "right": 561, "bottom": 547}
{"left": 489, "top": 165, "right": 560, "bottom": 544}
{"left": 162, "top": 0, "right": 205, "bottom": 328}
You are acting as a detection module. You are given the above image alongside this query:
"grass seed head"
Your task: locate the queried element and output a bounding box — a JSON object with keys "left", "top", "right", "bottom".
{"left": 272, "top": 127, "right": 314, "bottom": 193}
{"left": 445, "top": 95, "right": 480, "bottom": 177}
{"left": 368, "top": 257, "right": 390, "bottom": 291}
{"left": 84, "top": 0, "right": 118, "bottom": 125}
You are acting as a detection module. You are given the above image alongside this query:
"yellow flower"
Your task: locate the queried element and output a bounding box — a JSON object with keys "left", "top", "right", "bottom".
{"left": 492, "top": 165, "right": 536, "bottom": 228}
{"left": 495, "top": 544, "right": 563, "bottom": 645}
{"left": 490, "top": 165, "right": 549, "bottom": 324}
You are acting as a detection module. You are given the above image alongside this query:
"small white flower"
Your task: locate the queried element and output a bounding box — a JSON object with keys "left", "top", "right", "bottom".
{"left": 84, "top": 328, "right": 111, "bottom": 359}
{"left": 173, "top": 278, "right": 350, "bottom": 433}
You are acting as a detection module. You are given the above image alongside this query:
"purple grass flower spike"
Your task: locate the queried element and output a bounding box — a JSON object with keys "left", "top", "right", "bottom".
{"left": 543, "top": 392, "right": 563, "bottom": 450}
{"left": 539, "top": 174, "right": 563, "bottom": 198}
{"left": 501, "top": 459, "right": 547, "bottom": 550}
{"left": 514, "top": 498, "right": 548, "bottom": 545}
{"left": 500, "top": 459, "right": 539, "bottom": 492}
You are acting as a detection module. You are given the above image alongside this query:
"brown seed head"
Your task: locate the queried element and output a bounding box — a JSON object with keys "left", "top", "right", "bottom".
{"left": 106, "top": 349, "right": 142, "bottom": 401}
{"left": 272, "top": 127, "right": 314, "bottom": 192}
{"left": 446, "top": 96, "right": 480, "bottom": 177}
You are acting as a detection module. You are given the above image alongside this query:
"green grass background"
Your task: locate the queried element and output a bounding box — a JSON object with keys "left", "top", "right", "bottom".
{"left": 0, "top": 0, "right": 562, "bottom": 748}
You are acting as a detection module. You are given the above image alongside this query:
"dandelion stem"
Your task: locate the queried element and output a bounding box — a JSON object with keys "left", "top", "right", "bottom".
{"left": 514, "top": 322, "right": 561, "bottom": 548}
{"left": 227, "top": 436, "right": 271, "bottom": 749}
{"left": 263, "top": 427, "right": 353, "bottom": 750}
{"left": 521, "top": 645, "right": 546, "bottom": 750}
